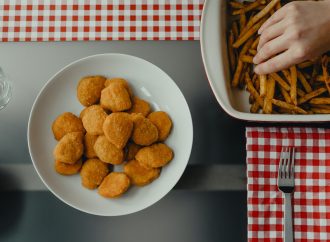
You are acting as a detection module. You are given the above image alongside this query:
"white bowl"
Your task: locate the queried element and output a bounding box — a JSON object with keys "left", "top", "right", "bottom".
{"left": 28, "top": 53, "right": 193, "bottom": 216}
{"left": 200, "top": 0, "right": 330, "bottom": 122}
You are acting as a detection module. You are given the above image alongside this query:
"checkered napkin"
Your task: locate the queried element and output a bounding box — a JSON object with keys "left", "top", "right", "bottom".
{"left": 0, "top": 0, "right": 204, "bottom": 41}
{"left": 246, "top": 127, "right": 330, "bottom": 242}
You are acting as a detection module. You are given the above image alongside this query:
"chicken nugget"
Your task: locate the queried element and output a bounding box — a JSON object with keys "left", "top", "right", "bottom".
{"left": 80, "top": 159, "right": 109, "bottom": 189}
{"left": 125, "top": 143, "right": 142, "bottom": 161}
{"left": 52, "top": 112, "right": 85, "bottom": 141}
{"left": 53, "top": 132, "right": 84, "bottom": 164}
{"left": 131, "top": 113, "right": 158, "bottom": 146}
{"left": 77, "top": 75, "right": 106, "bottom": 106}
{"left": 136, "top": 143, "right": 173, "bottom": 168}
{"left": 104, "top": 78, "right": 133, "bottom": 97}
{"left": 124, "top": 160, "right": 160, "bottom": 186}
{"left": 148, "top": 111, "right": 172, "bottom": 141}
{"left": 103, "top": 112, "right": 133, "bottom": 149}
{"left": 98, "top": 172, "right": 130, "bottom": 198}
{"left": 94, "top": 136, "right": 124, "bottom": 165}
{"left": 79, "top": 107, "right": 88, "bottom": 119}
{"left": 84, "top": 133, "right": 98, "bottom": 158}
{"left": 128, "top": 97, "right": 151, "bottom": 117}
{"left": 55, "top": 159, "right": 82, "bottom": 175}
{"left": 100, "top": 82, "right": 132, "bottom": 112}
{"left": 82, "top": 105, "right": 107, "bottom": 135}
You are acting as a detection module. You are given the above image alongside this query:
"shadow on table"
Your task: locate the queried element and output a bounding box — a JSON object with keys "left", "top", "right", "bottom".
{"left": 0, "top": 169, "right": 25, "bottom": 239}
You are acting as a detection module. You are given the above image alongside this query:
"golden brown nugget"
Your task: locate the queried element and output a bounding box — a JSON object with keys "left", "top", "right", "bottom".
{"left": 79, "top": 107, "right": 88, "bottom": 119}
{"left": 125, "top": 143, "right": 142, "bottom": 161}
{"left": 82, "top": 105, "right": 107, "bottom": 135}
{"left": 53, "top": 132, "right": 84, "bottom": 164}
{"left": 103, "top": 113, "right": 133, "bottom": 149}
{"left": 131, "top": 113, "right": 158, "bottom": 146}
{"left": 136, "top": 143, "right": 173, "bottom": 168}
{"left": 124, "top": 160, "right": 160, "bottom": 186}
{"left": 54, "top": 159, "right": 82, "bottom": 175}
{"left": 77, "top": 76, "right": 106, "bottom": 106}
{"left": 98, "top": 172, "right": 130, "bottom": 198}
{"left": 84, "top": 133, "right": 98, "bottom": 158}
{"left": 104, "top": 78, "right": 133, "bottom": 96}
{"left": 100, "top": 82, "right": 132, "bottom": 112}
{"left": 128, "top": 97, "right": 151, "bottom": 117}
{"left": 94, "top": 136, "right": 124, "bottom": 165}
{"left": 80, "top": 159, "right": 109, "bottom": 189}
{"left": 52, "top": 112, "right": 85, "bottom": 141}
{"left": 148, "top": 111, "right": 172, "bottom": 141}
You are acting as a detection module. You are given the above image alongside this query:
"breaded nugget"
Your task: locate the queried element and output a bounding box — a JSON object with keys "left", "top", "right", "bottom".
{"left": 136, "top": 143, "right": 173, "bottom": 168}
{"left": 128, "top": 97, "right": 151, "bottom": 117}
{"left": 98, "top": 172, "right": 130, "bottom": 198}
{"left": 104, "top": 78, "right": 133, "bottom": 96}
{"left": 94, "top": 136, "right": 124, "bottom": 164}
{"left": 53, "top": 132, "right": 84, "bottom": 164}
{"left": 82, "top": 105, "right": 107, "bottom": 135}
{"left": 103, "top": 112, "right": 133, "bottom": 149}
{"left": 52, "top": 112, "right": 85, "bottom": 140}
{"left": 84, "top": 133, "right": 98, "bottom": 158}
{"left": 54, "top": 159, "right": 82, "bottom": 175}
{"left": 131, "top": 113, "right": 158, "bottom": 146}
{"left": 79, "top": 107, "right": 88, "bottom": 119}
{"left": 100, "top": 82, "right": 132, "bottom": 112}
{"left": 148, "top": 111, "right": 172, "bottom": 141}
{"left": 125, "top": 143, "right": 142, "bottom": 161}
{"left": 80, "top": 159, "right": 109, "bottom": 189}
{"left": 77, "top": 76, "right": 106, "bottom": 106}
{"left": 124, "top": 160, "right": 160, "bottom": 186}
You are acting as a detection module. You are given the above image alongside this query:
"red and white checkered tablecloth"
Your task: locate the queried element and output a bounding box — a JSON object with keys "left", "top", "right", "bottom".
{"left": 0, "top": 0, "right": 204, "bottom": 42}
{"left": 246, "top": 127, "right": 330, "bottom": 242}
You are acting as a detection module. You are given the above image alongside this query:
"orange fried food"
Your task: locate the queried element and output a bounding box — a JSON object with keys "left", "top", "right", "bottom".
{"left": 136, "top": 143, "right": 173, "bottom": 168}
{"left": 53, "top": 132, "right": 84, "bottom": 164}
{"left": 124, "top": 160, "right": 160, "bottom": 186}
{"left": 100, "top": 82, "right": 132, "bottom": 112}
{"left": 98, "top": 172, "right": 130, "bottom": 198}
{"left": 80, "top": 159, "right": 109, "bottom": 189}
{"left": 79, "top": 107, "right": 88, "bottom": 119}
{"left": 77, "top": 76, "right": 106, "bottom": 106}
{"left": 103, "top": 112, "right": 133, "bottom": 149}
{"left": 131, "top": 113, "right": 158, "bottom": 146}
{"left": 148, "top": 111, "right": 172, "bottom": 141}
{"left": 82, "top": 105, "right": 107, "bottom": 135}
{"left": 52, "top": 112, "right": 85, "bottom": 141}
{"left": 125, "top": 143, "right": 142, "bottom": 161}
{"left": 129, "top": 97, "right": 151, "bottom": 117}
{"left": 54, "top": 159, "right": 82, "bottom": 175}
{"left": 104, "top": 78, "right": 133, "bottom": 97}
{"left": 84, "top": 133, "right": 98, "bottom": 158}
{"left": 93, "top": 136, "right": 124, "bottom": 165}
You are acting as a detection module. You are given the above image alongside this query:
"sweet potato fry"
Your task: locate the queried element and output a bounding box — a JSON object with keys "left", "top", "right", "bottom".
{"left": 239, "top": 13, "right": 247, "bottom": 32}
{"left": 280, "top": 86, "right": 292, "bottom": 104}
{"left": 263, "top": 77, "right": 275, "bottom": 114}
{"left": 297, "top": 71, "right": 312, "bottom": 93}
{"left": 233, "top": 0, "right": 265, "bottom": 15}
{"left": 297, "top": 87, "right": 327, "bottom": 105}
{"left": 270, "top": 73, "right": 290, "bottom": 91}
{"left": 246, "top": 72, "right": 264, "bottom": 107}
{"left": 233, "top": 19, "right": 266, "bottom": 48}
{"left": 298, "top": 61, "right": 314, "bottom": 69}
{"left": 251, "top": 36, "right": 260, "bottom": 49}
{"left": 229, "top": 1, "right": 244, "bottom": 9}
{"left": 228, "top": 30, "right": 236, "bottom": 73}
{"left": 310, "top": 108, "right": 330, "bottom": 114}
{"left": 250, "top": 102, "right": 260, "bottom": 113}
{"left": 232, "top": 21, "right": 239, "bottom": 40}
{"left": 310, "top": 98, "right": 330, "bottom": 105}
{"left": 272, "top": 99, "right": 307, "bottom": 114}
{"left": 290, "top": 66, "right": 297, "bottom": 105}
{"left": 259, "top": 74, "right": 267, "bottom": 97}
{"left": 240, "top": 55, "right": 254, "bottom": 63}
{"left": 321, "top": 55, "right": 330, "bottom": 94}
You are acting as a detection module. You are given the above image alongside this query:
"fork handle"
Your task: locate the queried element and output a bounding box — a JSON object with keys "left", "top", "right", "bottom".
{"left": 284, "top": 193, "right": 293, "bottom": 242}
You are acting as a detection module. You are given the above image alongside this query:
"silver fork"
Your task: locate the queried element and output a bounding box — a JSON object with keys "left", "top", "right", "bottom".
{"left": 277, "top": 147, "right": 295, "bottom": 242}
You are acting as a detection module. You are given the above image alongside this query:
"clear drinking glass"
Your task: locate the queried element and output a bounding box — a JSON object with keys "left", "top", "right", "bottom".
{"left": 0, "top": 67, "right": 12, "bottom": 110}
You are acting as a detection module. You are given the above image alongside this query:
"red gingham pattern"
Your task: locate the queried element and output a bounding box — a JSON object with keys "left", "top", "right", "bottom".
{"left": 246, "top": 127, "right": 330, "bottom": 242}
{"left": 0, "top": 0, "right": 204, "bottom": 42}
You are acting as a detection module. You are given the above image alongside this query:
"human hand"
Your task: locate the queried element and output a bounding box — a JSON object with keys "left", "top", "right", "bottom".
{"left": 253, "top": 1, "right": 330, "bottom": 74}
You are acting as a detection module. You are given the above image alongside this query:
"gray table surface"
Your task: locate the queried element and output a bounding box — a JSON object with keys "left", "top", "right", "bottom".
{"left": 0, "top": 41, "right": 248, "bottom": 242}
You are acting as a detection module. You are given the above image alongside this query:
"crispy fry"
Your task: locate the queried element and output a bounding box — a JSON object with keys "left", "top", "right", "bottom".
{"left": 259, "top": 74, "right": 267, "bottom": 97}
{"left": 233, "top": 0, "right": 264, "bottom": 15}
{"left": 298, "top": 87, "right": 327, "bottom": 105}
{"left": 310, "top": 97, "right": 330, "bottom": 105}
{"left": 232, "top": 21, "right": 239, "bottom": 40}
{"left": 310, "top": 108, "right": 330, "bottom": 114}
{"left": 246, "top": 72, "right": 264, "bottom": 107}
{"left": 240, "top": 55, "right": 254, "bottom": 63}
{"left": 239, "top": 13, "right": 247, "bottom": 32}
{"left": 275, "top": 1, "right": 281, "bottom": 10}
{"left": 270, "top": 73, "right": 290, "bottom": 91}
{"left": 315, "top": 75, "right": 325, "bottom": 82}
{"left": 248, "top": 49, "right": 257, "bottom": 56}
{"left": 321, "top": 55, "right": 330, "bottom": 94}
{"left": 280, "top": 86, "right": 292, "bottom": 104}
{"left": 228, "top": 31, "right": 236, "bottom": 73}
{"left": 263, "top": 77, "right": 275, "bottom": 114}
{"left": 229, "top": 1, "right": 244, "bottom": 9}
{"left": 290, "top": 66, "right": 297, "bottom": 105}
{"left": 250, "top": 102, "right": 260, "bottom": 113}
{"left": 233, "top": 18, "right": 266, "bottom": 48}
{"left": 298, "top": 61, "right": 314, "bottom": 69}
{"left": 297, "top": 71, "right": 312, "bottom": 93}
{"left": 297, "top": 88, "right": 306, "bottom": 98}
{"left": 251, "top": 36, "right": 260, "bottom": 49}
{"left": 272, "top": 99, "right": 307, "bottom": 114}
{"left": 310, "top": 104, "right": 330, "bottom": 110}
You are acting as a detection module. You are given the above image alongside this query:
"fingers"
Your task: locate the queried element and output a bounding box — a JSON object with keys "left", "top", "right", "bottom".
{"left": 254, "top": 49, "right": 298, "bottom": 75}
{"left": 257, "top": 20, "right": 286, "bottom": 51}
{"left": 254, "top": 35, "right": 288, "bottom": 64}
{"left": 258, "top": 7, "right": 286, "bottom": 34}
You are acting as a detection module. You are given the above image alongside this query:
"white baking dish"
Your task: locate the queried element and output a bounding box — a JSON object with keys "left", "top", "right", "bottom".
{"left": 200, "top": 0, "right": 330, "bottom": 122}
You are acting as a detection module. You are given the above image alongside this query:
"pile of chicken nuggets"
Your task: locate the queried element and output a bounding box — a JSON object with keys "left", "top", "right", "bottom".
{"left": 52, "top": 76, "right": 173, "bottom": 198}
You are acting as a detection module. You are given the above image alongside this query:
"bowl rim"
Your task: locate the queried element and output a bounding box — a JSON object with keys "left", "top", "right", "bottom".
{"left": 27, "top": 53, "right": 194, "bottom": 216}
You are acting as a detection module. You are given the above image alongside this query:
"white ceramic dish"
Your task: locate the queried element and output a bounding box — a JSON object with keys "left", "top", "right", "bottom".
{"left": 200, "top": 0, "right": 330, "bottom": 122}
{"left": 28, "top": 53, "right": 193, "bottom": 216}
